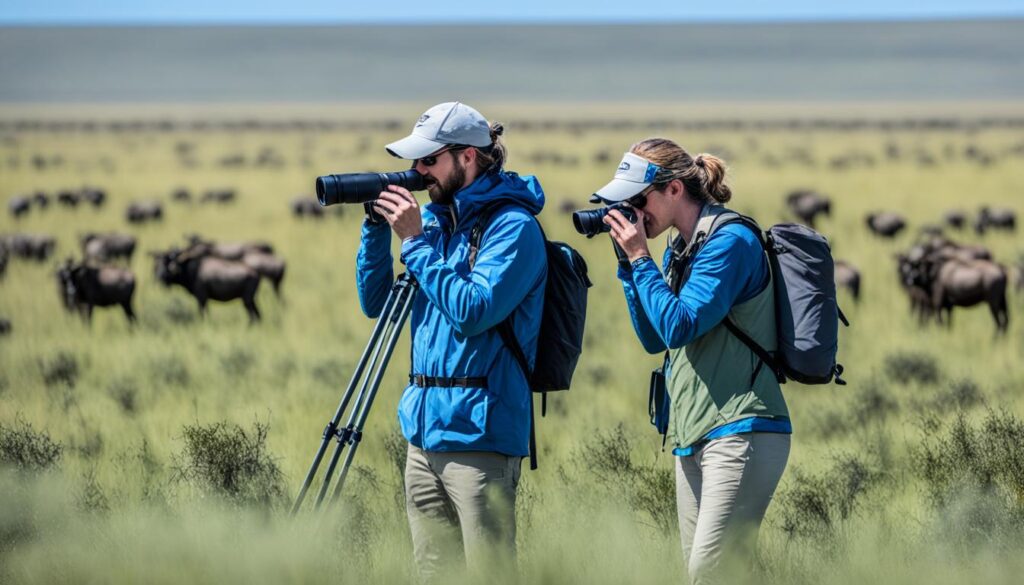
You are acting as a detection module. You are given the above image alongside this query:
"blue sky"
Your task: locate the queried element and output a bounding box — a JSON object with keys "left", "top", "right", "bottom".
{"left": 2, "top": 0, "right": 1023, "bottom": 24}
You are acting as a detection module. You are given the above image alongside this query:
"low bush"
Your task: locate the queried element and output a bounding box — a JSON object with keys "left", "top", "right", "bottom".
{"left": 0, "top": 417, "right": 63, "bottom": 472}
{"left": 776, "top": 453, "right": 881, "bottom": 540}
{"left": 884, "top": 351, "right": 940, "bottom": 385}
{"left": 171, "top": 420, "right": 286, "bottom": 508}
{"left": 39, "top": 351, "right": 79, "bottom": 388}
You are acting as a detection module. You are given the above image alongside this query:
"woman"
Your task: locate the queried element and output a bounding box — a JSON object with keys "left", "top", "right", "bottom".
{"left": 598, "top": 138, "right": 791, "bottom": 584}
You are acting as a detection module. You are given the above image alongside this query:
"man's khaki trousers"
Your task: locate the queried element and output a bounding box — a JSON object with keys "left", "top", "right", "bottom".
{"left": 405, "top": 443, "right": 522, "bottom": 581}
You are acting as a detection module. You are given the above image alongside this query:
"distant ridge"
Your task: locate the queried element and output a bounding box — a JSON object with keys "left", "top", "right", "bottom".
{"left": 1, "top": 20, "right": 1021, "bottom": 102}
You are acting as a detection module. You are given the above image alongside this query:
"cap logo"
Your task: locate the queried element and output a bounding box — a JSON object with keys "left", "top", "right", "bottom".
{"left": 416, "top": 114, "right": 430, "bottom": 126}
{"left": 618, "top": 161, "right": 631, "bottom": 172}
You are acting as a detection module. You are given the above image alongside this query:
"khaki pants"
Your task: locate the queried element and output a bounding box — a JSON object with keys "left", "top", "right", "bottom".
{"left": 404, "top": 443, "right": 522, "bottom": 582}
{"left": 675, "top": 432, "right": 791, "bottom": 585}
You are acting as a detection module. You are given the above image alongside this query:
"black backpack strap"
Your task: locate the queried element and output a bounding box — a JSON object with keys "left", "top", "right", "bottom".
{"left": 721, "top": 318, "right": 786, "bottom": 385}
{"left": 498, "top": 320, "right": 538, "bottom": 470}
{"left": 470, "top": 204, "right": 541, "bottom": 469}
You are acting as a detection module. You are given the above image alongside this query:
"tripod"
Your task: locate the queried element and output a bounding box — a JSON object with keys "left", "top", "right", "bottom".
{"left": 291, "top": 273, "right": 418, "bottom": 514}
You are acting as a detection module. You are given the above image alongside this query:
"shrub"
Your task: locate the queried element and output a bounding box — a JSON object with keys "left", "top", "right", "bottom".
{"left": 108, "top": 377, "right": 139, "bottom": 414}
{"left": 150, "top": 355, "right": 191, "bottom": 387}
{"left": 219, "top": 348, "right": 255, "bottom": 378}
{"left": 0, "top": 417, "right": 62, "bottom": 472}
{"left": 172, "top": 420, "right": 286, "bottom": 508}
{"left": 76, "top": 470, "right": 110, "bottom": 513}
{"left": 39, "top": 351, "right": 79, "bottom": 388}
{"left": 570, "top": 425, "right": 676, "bottom": 533}
{"left": 163, "top": 298, "right": 197, "bottom": 325}
{"left": 311, "top": 358, "right": 347, "bottom": 388}
{"left": 776, "top": 453, "right": 881, "bottom": 540}
{"left": 884, "top": 351, "right": 940, "bottom": 385}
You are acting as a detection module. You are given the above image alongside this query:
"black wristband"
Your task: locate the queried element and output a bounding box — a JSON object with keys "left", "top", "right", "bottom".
{"left": 364, "top": 202, "right": 386, "bottom": 225}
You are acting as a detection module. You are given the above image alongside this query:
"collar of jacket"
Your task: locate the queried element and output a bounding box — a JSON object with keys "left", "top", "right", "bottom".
{"left": 424, "top": 169, "right": 545, "bottom": 234}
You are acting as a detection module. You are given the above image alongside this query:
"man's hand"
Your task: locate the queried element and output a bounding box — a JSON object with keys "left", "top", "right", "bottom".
{"left": 604, "top": 208, "right": 651, "bottom": 263}
{"left": 373, "top": 185, "right": 424, "bottom": 240}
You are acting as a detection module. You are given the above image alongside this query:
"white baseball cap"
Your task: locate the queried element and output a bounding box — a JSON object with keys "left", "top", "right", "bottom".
{"left": 592, "top": 152, "right": 662, "bottom": 203}
{"left": 386, "top": 102, "right": 493, "bottom": 160}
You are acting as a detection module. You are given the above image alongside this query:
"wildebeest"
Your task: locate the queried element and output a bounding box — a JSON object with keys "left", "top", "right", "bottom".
{"left": 8, "top": 196, "right": 30, "bottom": 218}
{"left": 558, "top": 200, "right": 579, "bottom": 215}
{"left": 171, "top": 188, "right": 191, "bottom": 203}
{"left": 865, "top": 212, "right": 907, "bottom": 238}
{"left": 1, "top": 233, "right": 56, "bottom": 261}
{"left": 81, "top": 232, "right": 137, "bottom": 262}
{"left": 897, "top": 245, "right": 1009, "bottom": 333}
{"left": 942, "top": 209, "right": 967, "bottom": 230}
{"left": 785, "top": 190, "right": 832, "bottom": 229}
{"left": 834, "top": 260, "right": 861, "bottom": 303}
{"left": 80, "top": 187, "right": 106, "bottom": 208}
{"left": 152, "top": 248, "right": 261, "bottom": 322}
{"left": 125, "top": 201, "right": 163, "bottom": 224}
{"left": 0, "top": 317, "right": 10, "bottom": 336}
{"left": 201, "top": 189, "right": 236, "bottom": 204}
{"left": 290, "top": 196, "right": 324, "bottom": 218}
{"left": 184, "top": 236, "right": 284, "bottom": 297}
{"left": 32, "top": 192, "right": 50, "bottom": 209}
{"left": 0, "top": 242, "right": 8, "bottom": 279}
{"left": 57, "top": 190, "right": 80, "bottom": 207}
{"left": 56, "top": 258, "right": 137, "bottom": 324}
{"left": 974, "top": 206, "right": 1017, "bottom": 235}
{"left": 930, "top": 258, "right": 1009, "bottom": 333}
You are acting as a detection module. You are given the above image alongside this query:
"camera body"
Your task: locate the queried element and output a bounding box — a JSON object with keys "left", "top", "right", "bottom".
{"left": 572, "top": 203, "right": 638, "bottom": 237}
{"left": 316, "top": 169, "right": 427, "bottom": 207}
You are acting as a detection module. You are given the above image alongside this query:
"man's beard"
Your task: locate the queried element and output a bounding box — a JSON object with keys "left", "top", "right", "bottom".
{"left": 427, "top": 157, "right": 466, "bottom": 206}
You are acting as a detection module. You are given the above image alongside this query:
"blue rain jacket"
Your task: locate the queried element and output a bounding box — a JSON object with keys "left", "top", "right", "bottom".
{"left": 356, "top": 170, "right": 547, "bottom": 456}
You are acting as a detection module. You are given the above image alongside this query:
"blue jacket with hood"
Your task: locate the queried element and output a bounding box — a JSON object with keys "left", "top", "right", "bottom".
{"left": 356, "top": 169, "right": 547, "bottom": 457}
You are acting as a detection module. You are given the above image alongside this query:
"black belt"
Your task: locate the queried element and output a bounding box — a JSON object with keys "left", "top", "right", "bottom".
{"left": 410, "top": 374, "right": 488, "bottom": 388}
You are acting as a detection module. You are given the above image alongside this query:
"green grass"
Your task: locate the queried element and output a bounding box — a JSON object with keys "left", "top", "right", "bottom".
{"left": 1, "top": 103, "right": 1023, "bottom": 583}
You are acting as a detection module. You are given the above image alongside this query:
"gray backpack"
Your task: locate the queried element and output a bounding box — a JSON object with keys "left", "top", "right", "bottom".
{"left": 670, "top": 206, "right": 848, "bottom": 386}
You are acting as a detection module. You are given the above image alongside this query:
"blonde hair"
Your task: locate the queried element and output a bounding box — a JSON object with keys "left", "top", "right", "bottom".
{"left": 630, "top": 137, "right": 731, "bottom": 204}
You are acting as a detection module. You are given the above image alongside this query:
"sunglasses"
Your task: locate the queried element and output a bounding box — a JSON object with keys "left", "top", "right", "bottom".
{"left": 417, "top": 145, "right": 468, "bottom": 167}
{"left": 625, "top": 185, "right": 657, "bottom": 209}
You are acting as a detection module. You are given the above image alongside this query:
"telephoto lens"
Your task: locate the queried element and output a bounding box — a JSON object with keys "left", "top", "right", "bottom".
{"left": 572, "top": 203, "right": 638, "bottom": 237}
{"left": 316, "top": 169, "right": 427, "bottom": 206}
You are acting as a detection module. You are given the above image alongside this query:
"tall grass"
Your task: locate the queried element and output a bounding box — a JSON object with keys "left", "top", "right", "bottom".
{"left": 1, "top": 103, "right": 1023, "bottom": 583}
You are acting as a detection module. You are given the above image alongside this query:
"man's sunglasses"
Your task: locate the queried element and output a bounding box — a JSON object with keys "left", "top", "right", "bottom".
{"left": 418, "top": 145, "right": 468, "bottom": 167}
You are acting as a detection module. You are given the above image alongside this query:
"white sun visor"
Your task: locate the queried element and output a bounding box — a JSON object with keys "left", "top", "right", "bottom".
{"left": 593, "top": 152, "right": 662, "bottom": 203}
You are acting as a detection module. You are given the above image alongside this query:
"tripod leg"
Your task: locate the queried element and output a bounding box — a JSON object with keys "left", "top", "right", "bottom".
{"left": 312, "top": 275, "right": 417, "bottom": 510}
{"left": 291, "top": 276, "right": 406, "bottom": 515}
{"left": 328, "top": 279, "right": 418, "bottom": 505}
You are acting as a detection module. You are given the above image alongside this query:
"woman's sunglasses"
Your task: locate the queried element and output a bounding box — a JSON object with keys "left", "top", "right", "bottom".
{"left": 418, "top": 145, "right": 468, "bottom": 167}
{"left": 625, "top": 185, "right": 657, "bottom": 209}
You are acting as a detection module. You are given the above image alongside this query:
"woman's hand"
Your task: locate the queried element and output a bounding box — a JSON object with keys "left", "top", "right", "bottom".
{"left": 605, "top": 208, "right": 651, "bottom": 263}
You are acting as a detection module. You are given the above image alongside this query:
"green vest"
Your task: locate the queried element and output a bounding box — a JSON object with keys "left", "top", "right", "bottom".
{"left": 665, "top": 208, "right": 790, "bottom": 450}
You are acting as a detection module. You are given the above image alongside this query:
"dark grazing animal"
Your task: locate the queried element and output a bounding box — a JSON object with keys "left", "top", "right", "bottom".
{"left": 57, "top": 190, "right": 81, "bottom": 207}
{"left": 125, "top": 201, "right": 163, "bottom": 224}
{"left": 930, "top": 258, "right": 1009, "bottom": 333}
{"left": 32, "top": 192, "right": 50, "bottom": 209}
{"left": 80, "top": 187, "right": 106, "bottom": 208}
{"left": 56, "top": 259, "right": 137, "bottom": 324}
{"left": 0, "top": 243, "right": 8, "bottom": 279}
{"left": 834, "top": 260, "right": 861, "bottom": 302}
{"left": 974, "top": 206, "right": 1017, "bottom": 235}
{"left": 865, "top": 212, "right": 907, "bottom": 238}
{"left": 1, "top": 233, "right": 56, "bottom": 261}
{"left": 785, "top": 190, "right": 832, "bottom": 229}
{"left": 0, "top": 317, "right": 10, "bottom": 336}
{"left": 184, "top": 237, "right": 284, "bottom": 297}
{"left": 201, "top": 189, "right": 236, "bottom": 204}
{"left": 942, "top": 209, "right": 967, "bottom": 230}
{"left": 290, "top": 196, "right": 324, "bottom": 218}
{"left": 152, "top": 248, "right": 261, "bottom": 322}
{"left": 171, "top": 188, "right": 191, "bottom": 202}
{"left": 8, "top": 196, "right": 30, "bottom": 218}
{"left": 81, "top": 232, "right": 137, "bottom": 262}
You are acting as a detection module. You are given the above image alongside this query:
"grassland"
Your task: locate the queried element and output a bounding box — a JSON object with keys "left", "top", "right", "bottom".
{"left": 1, "top": 102, "right": 1023, "bottom": 584}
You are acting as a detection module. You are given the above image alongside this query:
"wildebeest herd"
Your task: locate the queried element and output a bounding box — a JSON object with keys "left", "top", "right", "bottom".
{"left": 777, "top": 190, "right": 1018, "bottom": 333}
{"left": 2, "top": 185, "right": 289, "bottom": 329}
{"left": 1, "top": 178, "right": 1020, "bottom": 335}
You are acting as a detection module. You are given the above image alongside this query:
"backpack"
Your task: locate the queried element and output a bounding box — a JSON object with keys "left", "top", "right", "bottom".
{"left": 469, "top": 203, "right": 593, "bottom": 469}
{"left": 668, "top": 206, "right": 848, "bottom": 387}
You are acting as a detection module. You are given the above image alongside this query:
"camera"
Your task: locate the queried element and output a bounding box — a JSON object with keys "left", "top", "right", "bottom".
{"left": 316, "top": 169, "right": 427, "bottom": 206}
{"left": 572, "top": 203, "right": 638, "bottom": 237}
